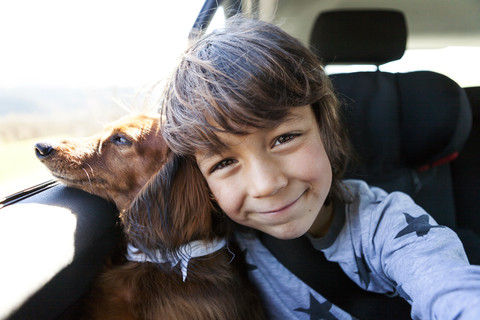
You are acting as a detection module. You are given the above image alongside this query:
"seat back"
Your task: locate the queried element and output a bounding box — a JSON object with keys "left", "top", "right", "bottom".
{"left": 0, "top": 183, "right": 120, "bottom": 319}
{"left": 310, "top": 10, "right": 472, "bottom": 228}
{"left": 452, "top": 87, "right": 480, "bottom": 232}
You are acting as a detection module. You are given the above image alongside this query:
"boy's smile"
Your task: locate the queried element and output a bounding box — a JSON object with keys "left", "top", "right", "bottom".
{"left": 196, "top": 105, "right": 333, "bottom": 239}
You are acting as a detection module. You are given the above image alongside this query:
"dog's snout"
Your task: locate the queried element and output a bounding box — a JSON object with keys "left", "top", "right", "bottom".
{"left": 35, "top": 142, "right": 54, "bottom": 159}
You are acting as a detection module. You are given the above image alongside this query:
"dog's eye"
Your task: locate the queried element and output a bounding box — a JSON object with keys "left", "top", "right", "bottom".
{"left": 111, "top": 134, "right": 131, "bottom": 146}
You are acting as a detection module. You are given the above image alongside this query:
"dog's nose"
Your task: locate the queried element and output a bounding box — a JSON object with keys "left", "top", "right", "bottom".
{"left": 35, "top": 142, "right": 54, "bottom": 159}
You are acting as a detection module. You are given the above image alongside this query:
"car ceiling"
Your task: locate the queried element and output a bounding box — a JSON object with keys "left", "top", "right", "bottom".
{"left": 248, "top": 0, "right": 480, "bottom": 49}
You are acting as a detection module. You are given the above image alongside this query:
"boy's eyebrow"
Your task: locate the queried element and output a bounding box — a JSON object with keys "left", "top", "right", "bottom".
{"left": 202, "top": 150, "right": 221, "bottom": 160}
{"left": 196, "top": 147, "right": 227, "bottom": 163}
{"left": 196, "top": 150, "right": 225, "bottom": 171}
{"left": 272, "top": 109, "right": 306, "bottom": 128}
{"left": 282, "top": 112, "right": 303, "bottom": 124}
{"left": 196, "top": 107, "right": 308, "bottom": 162}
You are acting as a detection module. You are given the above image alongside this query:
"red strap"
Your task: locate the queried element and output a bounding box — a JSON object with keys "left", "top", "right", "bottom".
{"left": 417, "top": 152, "right": 459, "bottom": 172}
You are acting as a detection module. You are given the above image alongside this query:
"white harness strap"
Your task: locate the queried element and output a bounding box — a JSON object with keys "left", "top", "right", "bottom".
{"left": 126, "top": 238, "right": 227, "bottom": 281}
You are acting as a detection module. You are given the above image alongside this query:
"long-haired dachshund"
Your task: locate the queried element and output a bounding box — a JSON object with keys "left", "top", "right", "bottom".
{"left": 35, "top": 113, "right": 167, "bottom": 212}
{"left": 35, "top": 113, "right": 265, "bottom": 319}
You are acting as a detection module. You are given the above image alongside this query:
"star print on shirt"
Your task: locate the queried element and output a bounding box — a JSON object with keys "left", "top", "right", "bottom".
{"left": 354, "top": 253, "right": 371, "bottom": 288}
{"left": 294, "top": 293, "right": 338, "bottom": 320}
{"left": 394, "top": 212, "right": 445, "bottom": 239}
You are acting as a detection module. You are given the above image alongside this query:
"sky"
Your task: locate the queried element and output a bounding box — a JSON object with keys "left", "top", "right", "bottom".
{"left": 0, "top": 0, "right": 205, "bottom": 88}
{"left": 1, "top": 0, "right": 479, "bottom": 88}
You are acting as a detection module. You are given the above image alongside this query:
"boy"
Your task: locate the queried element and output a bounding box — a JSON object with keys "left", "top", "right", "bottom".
{"left": 161, "top": 17, "right": 480, "bottom": 319}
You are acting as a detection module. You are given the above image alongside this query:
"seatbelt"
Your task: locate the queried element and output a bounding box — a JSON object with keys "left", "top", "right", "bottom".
{"left": 259, "top": 233, "right": 412, "bottom": 319}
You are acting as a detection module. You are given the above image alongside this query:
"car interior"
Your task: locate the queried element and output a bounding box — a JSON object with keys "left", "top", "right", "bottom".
{"left": 1, "top": 0, "right": 479, "bottom": 319}
{"left": 261, "top": 7, "right": 479, "bottom": 319}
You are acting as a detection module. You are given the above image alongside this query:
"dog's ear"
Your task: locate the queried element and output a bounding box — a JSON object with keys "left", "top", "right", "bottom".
{"left": 122, "top": 153, "right": 215, "bottom": 258}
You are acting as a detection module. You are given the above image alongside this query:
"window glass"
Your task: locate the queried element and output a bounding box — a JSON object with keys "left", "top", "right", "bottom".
{"left": 382, "top": 47, "right": 480, "bottom": 88}
{"left": 326, "top": 47, "right": 480, "bottom": 88}
{"left": 206, "top": 5, "right": 226, "bottom": 33}
{"left": 0, "top": 0, "right": 205, "bottom": 197}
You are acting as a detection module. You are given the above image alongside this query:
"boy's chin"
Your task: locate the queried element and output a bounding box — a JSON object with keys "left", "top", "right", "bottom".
{"left": 261, "top": 225, "right": 309, "bottom": 240}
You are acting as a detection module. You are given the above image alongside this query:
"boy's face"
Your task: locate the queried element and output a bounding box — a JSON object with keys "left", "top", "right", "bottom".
{"left": 196, "top": 105, "right": 333, "bottom": 240}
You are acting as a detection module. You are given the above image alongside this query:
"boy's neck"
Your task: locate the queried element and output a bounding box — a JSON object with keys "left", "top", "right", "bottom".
{"left": 307, "top": 200, "right": 334, "bottom": 238}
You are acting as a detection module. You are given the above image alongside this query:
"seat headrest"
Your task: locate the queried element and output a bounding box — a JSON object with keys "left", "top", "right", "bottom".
{"left": 310, "top": 10, "right": 407, "bottom": 65}
{"left": 331, "top": 71, "right": 472, "bottom": 172}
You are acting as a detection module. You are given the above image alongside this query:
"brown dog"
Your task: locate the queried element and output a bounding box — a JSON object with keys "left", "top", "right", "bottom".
{"left": 35, "top": 113, "right": 265, "bottom": 320}
{"left": 35, "top": 113, "right": 167, "bottom": 212}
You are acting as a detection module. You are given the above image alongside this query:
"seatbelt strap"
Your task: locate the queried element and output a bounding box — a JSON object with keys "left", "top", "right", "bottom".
{"left": 259, "top": 231, "right": 411, "bottom": 318}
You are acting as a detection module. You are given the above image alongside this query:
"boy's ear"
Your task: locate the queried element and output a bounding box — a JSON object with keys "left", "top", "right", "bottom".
{"left": 122, "top": 153, "right": 214, "bottom": 257}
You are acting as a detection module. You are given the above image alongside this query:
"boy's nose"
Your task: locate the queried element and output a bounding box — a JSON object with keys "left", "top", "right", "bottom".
{"left": 247, "top": 158, "right": 287, "bottom": 198}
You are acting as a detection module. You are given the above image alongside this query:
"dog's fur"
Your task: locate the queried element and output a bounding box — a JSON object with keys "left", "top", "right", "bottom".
{"left": 35, "top": 113, "right": 167, "bottom": 212}
{"left": 35, "top": 113, "right": 265, "bottom": 320}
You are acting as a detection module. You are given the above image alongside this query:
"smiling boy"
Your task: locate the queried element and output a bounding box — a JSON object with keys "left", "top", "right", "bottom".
{"left": 195, "top": 105, "right": 333, "bottom": 240}
{"left": 161, "top": 16, "right": 480, "bottom": 320}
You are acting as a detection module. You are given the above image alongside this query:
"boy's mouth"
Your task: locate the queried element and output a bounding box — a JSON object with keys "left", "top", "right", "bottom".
{"left": 257, "top": 190, "right": 306, "bottom": 215}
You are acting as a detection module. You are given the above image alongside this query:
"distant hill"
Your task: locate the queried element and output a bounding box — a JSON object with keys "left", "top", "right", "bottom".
{"left": 0, "top": 86, "right": 135, "bottom": 116}
{"left": 0, "top": 85, "right": 160, "bottom": 142}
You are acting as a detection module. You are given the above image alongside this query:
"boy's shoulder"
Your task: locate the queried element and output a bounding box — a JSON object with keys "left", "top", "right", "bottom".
{"left": 342, "top": 179, "right": 387, "bottom": 201}
{"left": 341, "top": 179, "right": 417, "bottom": 214}
{"left": 340, "top": 179, "right": 437, "bottom": 243}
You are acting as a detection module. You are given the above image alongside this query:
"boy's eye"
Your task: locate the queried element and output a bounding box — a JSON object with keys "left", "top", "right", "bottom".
{"left": 273, "top": 133, "right": 300, "bottom": 146}
{"left": 211, "top": 158, "right": 237, "bottom": 173}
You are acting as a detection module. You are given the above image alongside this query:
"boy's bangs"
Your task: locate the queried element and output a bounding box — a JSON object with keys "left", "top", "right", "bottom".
{"left": 163, "top": 17, "right": 329, "bottom": 157}
{"left": 191, "top": 99, "right": 294, "bottom": 154}
{"left": 170, "top": 61, "right": 318, "bottom": 155}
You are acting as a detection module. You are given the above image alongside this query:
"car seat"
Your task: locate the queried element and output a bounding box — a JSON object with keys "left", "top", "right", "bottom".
{"left": 452, "top": 86, "right": 480, "bottom": 233}
{"left": 0, "top": 182, "right": 120, "bottom": 319}
{"left": 310, "top": 9, "right": 473, "bottom": 231}
{"left": 260, "top": 9, "right": 479, "bottom": 320}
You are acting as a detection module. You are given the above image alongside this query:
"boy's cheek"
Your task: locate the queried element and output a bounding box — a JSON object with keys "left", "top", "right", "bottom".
{"left": 207, "top": 180, "right": 242, "bottom": 217}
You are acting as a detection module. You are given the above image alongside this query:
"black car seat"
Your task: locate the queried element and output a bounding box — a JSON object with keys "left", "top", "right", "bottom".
{"left": 309, "top": 9, "right": 480, "bottom": 264}
{"left": 310, "top": 9, "right": 473, "bottom": 231}
{"left": 451, "top": 86, "right": 480, "bottom": 263}
{"left": 0, "top": 182, "right": 120, "bottom": 319}
{"left": 452, "top": 86, "right": 480, "bottom": 233}
{"left": 261, "top": 9, "right": 479, "bottom": 319}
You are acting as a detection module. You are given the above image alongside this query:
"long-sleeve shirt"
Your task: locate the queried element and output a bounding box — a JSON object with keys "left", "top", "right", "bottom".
{"left": 235, "top": 179, "right": 480, "bottom": 319}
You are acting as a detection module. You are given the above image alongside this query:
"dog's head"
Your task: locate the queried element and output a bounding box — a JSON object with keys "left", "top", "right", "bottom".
{"left": 122, "top": 153, "right": 230, "bottom": 262}
{"left": 35, "top": 113, "right": 168, "bottom": 211}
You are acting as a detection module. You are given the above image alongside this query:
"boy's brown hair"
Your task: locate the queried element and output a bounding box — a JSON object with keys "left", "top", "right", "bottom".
{"left": 161, "top": 16, "right": 350, "bottom": 201}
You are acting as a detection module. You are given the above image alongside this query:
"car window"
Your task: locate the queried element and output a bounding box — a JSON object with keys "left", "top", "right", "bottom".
{"left": 206, "top": 4, "right": 227, "bottom": 33}
{"left": 0, "top": 0, "right": 206, "bottom": 198}
{"left": 326, "top": 46, "right": 480, "bottom": 88}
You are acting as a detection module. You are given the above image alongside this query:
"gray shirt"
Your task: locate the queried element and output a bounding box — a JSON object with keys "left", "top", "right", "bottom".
{"left": 235, "top": 180, "right": 480, "bottom": 319}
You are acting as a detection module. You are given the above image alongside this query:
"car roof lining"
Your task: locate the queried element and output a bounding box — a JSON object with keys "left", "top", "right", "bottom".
{"left": 253, "top": 0, "right": 480, "bottom": 49}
